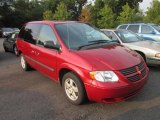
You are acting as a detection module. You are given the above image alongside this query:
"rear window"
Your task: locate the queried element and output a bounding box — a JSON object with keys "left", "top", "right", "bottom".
{"left": 141, "top": 25, "right": 154, "bottom": 34}
{"left": 127, "top": 25, "right": 139, "bottom": 33}
{"left": 18, "top": 23, "right": 42, "bottom": 44}
{"left": 118, "top": 25, "right": 128, "bottom": 29}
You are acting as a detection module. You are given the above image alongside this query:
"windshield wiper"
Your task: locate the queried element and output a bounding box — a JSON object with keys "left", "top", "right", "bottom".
{"left": 77, "top": 43, "right": 98, "bottom": 50}
{"left": 88, "top": 40, "right": 110, "bottom": 43}
{"left": 78, "top": 40, "right": 111, "bottom": 50}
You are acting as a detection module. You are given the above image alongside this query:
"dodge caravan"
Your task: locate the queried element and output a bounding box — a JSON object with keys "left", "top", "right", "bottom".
{"left": 16, "top": 21, "right": 149, "bottom": 105}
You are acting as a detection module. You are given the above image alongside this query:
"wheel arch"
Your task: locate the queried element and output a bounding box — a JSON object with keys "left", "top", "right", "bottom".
{"left": 134, "top": 50, "right": 146, "bottom": 61}
{"left": 58, "top": 64, "right": 86, "bottom": 86}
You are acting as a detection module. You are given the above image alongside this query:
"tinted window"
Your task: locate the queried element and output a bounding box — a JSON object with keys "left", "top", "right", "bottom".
{"left": 118, "top": 25, "right": 128, "bottom": 29}
{"left": 152, "top": 25, "right": 160, "bottom": 32}
{"left": 11, "top": 33, "right": 16, "bottom": 39}
{"left": 141, "top": 25, "right": 154, "bottom": 34}
{"left": 37, "top": 24, "right": 59, "bottom": 47}
{"left": 127, "top": 25, "right": 139, "bottom": 33}
{"left": 18, "top": 24, "right": 41, "bottom": 44}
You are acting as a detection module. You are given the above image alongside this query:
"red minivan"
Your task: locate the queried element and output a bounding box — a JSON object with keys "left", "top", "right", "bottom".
{"left": 16, "top": 21, "right": 149, "bottom": 105}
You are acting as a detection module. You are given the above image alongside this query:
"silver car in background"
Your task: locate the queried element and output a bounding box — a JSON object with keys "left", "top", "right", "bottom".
{"left": 102, "top": 29, "right": 160, "bottom": 65}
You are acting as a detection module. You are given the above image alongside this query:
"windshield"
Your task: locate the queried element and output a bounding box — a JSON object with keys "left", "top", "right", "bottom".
{"left": 2, "top": 28, "right": 13, "bottom": 32}
{"left": 152, "top": 25, "right": 160, "bottom": 32}
{"left": 55, "top": 22, "right": 111, "bottom": 50}
{"left": 115, "top": 30, "right": 144, "bottom": 43}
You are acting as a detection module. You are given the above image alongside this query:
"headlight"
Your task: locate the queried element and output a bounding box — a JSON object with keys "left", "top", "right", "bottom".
{"left": 89, "top": 71, "right": 119, "bottom": 82}
{"left": 155, "top": 53, "right": 160, "bottom": 58}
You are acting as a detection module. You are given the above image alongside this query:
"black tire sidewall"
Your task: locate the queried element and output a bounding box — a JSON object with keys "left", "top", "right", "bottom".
{"left": 62, "top": 72, "right": 86, "bottom": 105}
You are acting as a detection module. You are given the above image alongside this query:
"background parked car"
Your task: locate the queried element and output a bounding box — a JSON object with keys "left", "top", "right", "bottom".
{"left": 3, "top": 32, "right": 19, "bottom": 56}
{"left": 0, "top": 27, "right": 14, "bottom": 38}
{"left": 13, "top": 28, "right": 20, "bottom": 32}
{"left": 102, "top": 29, "right": 160, "bottom": 65}
{"left": 117, "top": 23, "right": 160, "bottom": 42}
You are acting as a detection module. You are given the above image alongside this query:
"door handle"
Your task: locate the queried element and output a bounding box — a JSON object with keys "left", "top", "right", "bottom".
{"left": 31, "top": 50, "right": 35, "bottom": 53}
{"left": 35, "top": 52, "right": 40, "bottom": 56}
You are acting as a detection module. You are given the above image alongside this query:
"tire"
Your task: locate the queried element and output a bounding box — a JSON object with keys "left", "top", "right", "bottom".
{"left": 138, "top": 52, "right": 146, "bottom": 62}
{"left": 20, "top": 54, "right": 32, "bottom": 71}
{"left": 13, "top": 45, "right": 18, "bottom": 56}
{"left": 62, "top": 72, "right": 87, "bottom": 105}
{"left": 4, "top": 46, "right": 9, "bottom": 52}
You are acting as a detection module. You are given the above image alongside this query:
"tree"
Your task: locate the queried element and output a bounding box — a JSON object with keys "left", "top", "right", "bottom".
{"left": 53, "top": 2, "right": 71, "bottom": 20}
{"left": 79, "top": 6, "right": 92, "bottom": 23}
{"left": 97, "top": 4, "right": 115, "bottom": 28}
{"left": 104, "top": 0, "right": 143, "bottom": 16}
{"left": 43, "top": 10, "right": 53, "bottom": 20}
{"left": 90, "top": 0, "right": 104, "bottom": 26}
{"left": 144, "top": 0, "right": 160, "bottom": 24}
{"left": 118, "top": 3, "right": 136, "bottom": 24}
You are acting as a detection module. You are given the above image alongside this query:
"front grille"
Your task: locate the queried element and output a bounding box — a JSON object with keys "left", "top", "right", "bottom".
{"left": 127, "top": 74, "right": 140, "bottom": 82}
{"left": 138, "top": 62, "right": 145, "bottom": 70}
{"left": 120, "top": 66, "right": 136, "bottom": 76}
{"left": 120, "top": 62, "right": 146, "bottom": 82}
{"left": 141, "top": 69, "right": 146, "bottom": 78}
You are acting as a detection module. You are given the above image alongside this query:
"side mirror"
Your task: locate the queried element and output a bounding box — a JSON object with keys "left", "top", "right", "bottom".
{"left": 108, "top": 35, "right": 113, "bottom": 39}
{"left": 44, "top": 41, "right": 61, "bottom": 51}
{"left": 151, "top": 31, "right": 156, "bottom": 34}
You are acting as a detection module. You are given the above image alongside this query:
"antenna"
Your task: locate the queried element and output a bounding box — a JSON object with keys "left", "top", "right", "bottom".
{"left": 67, "top": 21, "right": 70, "bottom": 49}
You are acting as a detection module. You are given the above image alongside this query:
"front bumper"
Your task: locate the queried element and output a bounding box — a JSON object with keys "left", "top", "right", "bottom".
{"left": 84, "top": 68, "right": 149, "bottom": 103}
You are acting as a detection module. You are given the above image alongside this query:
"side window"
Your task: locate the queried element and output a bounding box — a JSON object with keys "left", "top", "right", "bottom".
{"left": 37, "top": 24, "right": 59, "bottom": 48}
{"left": 104, "top": 31, "right": 118, "bottom": 41}
{"left": 118, "top": 25, "right": 128, "bottom": 29}
{"left": 110, "top": 32, "right": 118, "bottom": 41}
{"left": 11, "top": 33, "right": 16, "bottom": 39}
{"left": 127, "top": 25, "right": 139, "bottom": 33}
{"left": 18, "top": 24, "right": 41, "bottom": 44}
{"left": 141, "top": 25, "right": 154, "bottom": 34}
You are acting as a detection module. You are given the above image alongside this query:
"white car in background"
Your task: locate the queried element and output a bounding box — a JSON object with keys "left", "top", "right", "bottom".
{"left": 102, "top": 29, "right": 160, "bottom": 65}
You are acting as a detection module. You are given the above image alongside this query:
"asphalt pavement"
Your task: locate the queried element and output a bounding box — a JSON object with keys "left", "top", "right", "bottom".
{"left": 0, "top": 38, "right": 160, "bottom": 120}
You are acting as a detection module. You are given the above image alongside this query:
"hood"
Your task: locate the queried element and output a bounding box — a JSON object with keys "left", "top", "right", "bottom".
{"left": 123, "top": 41, "right": 160, "bottom": 52}
{"left": 74, "top": 44, "right": 142, "bottom": 71}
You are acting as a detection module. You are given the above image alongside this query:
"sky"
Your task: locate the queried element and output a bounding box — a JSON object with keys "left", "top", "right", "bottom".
{"left": 139, "top": 0, "right": 153, "bottom": 12}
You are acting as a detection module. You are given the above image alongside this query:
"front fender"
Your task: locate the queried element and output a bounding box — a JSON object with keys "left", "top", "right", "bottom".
{"left": 58, "top": 63, "right": 92, "bottom": 84}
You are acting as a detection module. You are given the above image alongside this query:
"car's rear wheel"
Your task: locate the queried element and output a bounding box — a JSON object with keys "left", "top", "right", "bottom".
{"left": 62, "top": 72, "right": 87, "bottom": 105}
{"left": 20, "top": 54, "right": 32, "bottom": 71}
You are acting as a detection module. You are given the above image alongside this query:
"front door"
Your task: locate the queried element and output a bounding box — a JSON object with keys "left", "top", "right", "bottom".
{"left": 33, "top": 24, "right": 60, "bottom": 79}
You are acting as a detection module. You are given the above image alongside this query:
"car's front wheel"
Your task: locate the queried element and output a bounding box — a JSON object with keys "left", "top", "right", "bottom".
{"left": 13, "top": 45, "right": 18, "bottom": 56}
{"left": 62, "top": 72, "right": 87, "bottom": 105}
{"left": 20, "top": 54, "right": 32, "bottom": 71}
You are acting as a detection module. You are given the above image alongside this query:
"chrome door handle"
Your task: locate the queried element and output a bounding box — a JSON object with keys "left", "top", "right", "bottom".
{"left": 31, "top": 50, "right": 35, "bottom": 53}
{"left": 35, "top": 52, "right": 40, "bottom": 56}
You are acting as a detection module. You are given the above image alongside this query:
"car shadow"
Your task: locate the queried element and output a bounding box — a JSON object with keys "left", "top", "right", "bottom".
{"left": 0, "top": 87, "right": 55, "bottom": 120}
{"left": 111, "top": 106, "right": 160, "bottom": 120}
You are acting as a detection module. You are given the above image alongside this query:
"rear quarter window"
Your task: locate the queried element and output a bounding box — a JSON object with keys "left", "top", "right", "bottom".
{"left": 18, "top": 23, "right": 42, "bottom": 44}
{"left": 118, "top": 25, "right": 128, "bottom": 29}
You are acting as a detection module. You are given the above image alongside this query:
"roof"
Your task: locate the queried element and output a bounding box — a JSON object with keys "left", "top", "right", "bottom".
{"left": 118, "top": 23, "right": 157, "bottom": 26}
{"left": 101, "top": 29, "right": 130, "bottom": 32}
{"left": 27, "top": 21, "right": 85, "bottom": 25}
